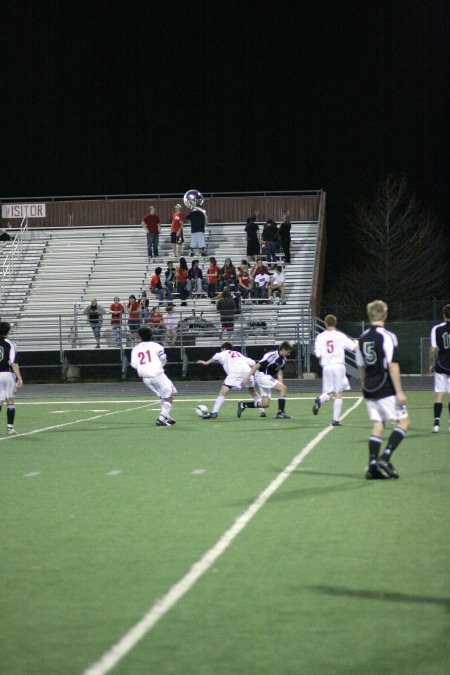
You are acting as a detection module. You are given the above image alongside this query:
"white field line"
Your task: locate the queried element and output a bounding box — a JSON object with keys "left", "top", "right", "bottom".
{"left": 0, "top": 403, "right": 158, "bottom": 443}
{"left": 17, "top": 396, "right": 362, "bottom": 405}
{"left": 82, "top": 397, "right": 363, "bottom": 675}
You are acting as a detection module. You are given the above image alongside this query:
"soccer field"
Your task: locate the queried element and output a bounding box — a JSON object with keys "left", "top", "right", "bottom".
{"left": 1, "top": 389, "right": 448, "bottom": 675}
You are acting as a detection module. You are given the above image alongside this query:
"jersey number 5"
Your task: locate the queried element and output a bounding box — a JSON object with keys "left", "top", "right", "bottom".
{"left": 363, "top": 341, "right": 377, "bottom": 365}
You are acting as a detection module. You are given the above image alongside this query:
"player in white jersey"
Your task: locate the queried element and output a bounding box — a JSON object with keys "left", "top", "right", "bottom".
{"left": 130, "top": 326, "right": 177, "bottom": 426}
{"left": 312, "top": 315, "right": 358, "bottom": 425}
{"left": 197, "top": 342, "right": 262, "bottom": 418}
{"left": 0, "top": 322, "right": 23, "bottom": 435}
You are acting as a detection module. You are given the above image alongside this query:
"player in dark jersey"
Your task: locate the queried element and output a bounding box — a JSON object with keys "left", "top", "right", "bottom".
{"left": 238, "top": 341, "right": 293, "bottom": 418}
{"left": 0, "top": 322, "right": 23, "bottom": 435}
{"left": 429, "top": 303, "right": 450, "bottom": 433}
{"left": 356, "top": 300, "right": 409, "bottom": 480}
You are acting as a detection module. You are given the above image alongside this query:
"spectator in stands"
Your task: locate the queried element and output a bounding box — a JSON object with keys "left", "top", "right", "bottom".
{"left": 252, "top": 268, "right": 270, "bottom": 301}
{"left": 0, "top": 228, "right": 11, "bottom": 242}
{"left": 83, "top": 298, "right": 106, "bottom": 348}
{"left": 250, "top": 259, "right": 270, "bottom": 279}
{"left": 176, "top": 257, "right": 189, "bottom": 306}
{"left": 217, "top": 286, "right": 237, "bottom": 338}
{"left": 162, "top": 303, "right": 180, "bottom": 347}
{"left": 170, "top": 204, "right": 184, "bottom": 256}
{"left": 268, "top": 264, "right": 286, "bottom": 304}
{"left": 237, "top": 263, "right": 253, "bottom": 299}
{"left": 262, "top": 219, "right": 279, "bottom": 264}
{"left": 148, "top": 305, "right": 164, "bottom": 340}
{"left": 150, "top": 267, "right": 166, "bottom": 303}
{"left": 279, "top": 213, "right": 292, "bottom": 263}
{"left": 207, "top": 256, "right": 221, "bottom": 298}
{"left": 186, "top": 204, "right": 207, "bottom": 257}
{"left": 186, "top": 259, "right": 204, "bottom": 295}
{"left": 127, "top": 295, "right": 141, "bottom": 344}
{"left": 244, "top": 214, "right": 260, "bottom": 262}
{"left": 220, "top": 258, "right": 237, "bottom": 291}
{"left": 109, "top": 297, "right": 125, "bottom": 348}
{"left": 139, "top": 291, "right": 150, "bottom": 324}
{"left": 164, "top": 261, "right": 175, "bottom": 300}
{"left": 141, "top": 206, "right": 161, "bottom": 258}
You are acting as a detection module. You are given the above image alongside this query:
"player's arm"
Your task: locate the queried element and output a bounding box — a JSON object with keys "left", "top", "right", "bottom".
{"left": 277, "top": 369, "right": 284, "bottom": 384}
{"left": 387, "top": 361, "right": 407, "bottom": 405}
{"left": 429, "top": 346, "right": 437, "bottom": 373}
{"left": 11, "top": 362, "right": 23, "bottom": 388}
{"left": 241, "top": 362, "right": 260, "bottom": 386}
{"left": 197, "top": 357, "right": 216, "bottom": 366}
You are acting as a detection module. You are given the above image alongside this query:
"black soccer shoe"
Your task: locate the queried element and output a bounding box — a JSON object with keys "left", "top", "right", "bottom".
{"left": 156, "top": 418, "right": 171, "bottom": 427}
{"left": 365, "top": 467, "right": 388, "bottom": 480}
{"left": 166, "top": 417, "right": 176, "bottom": 425}
{"left": 276, "top": 411, "right": 292, "bottom": 419}
{"left": 378, "top": 459, "right": 399, "bottom": 479}
{"left": 237, "top": 401, "right": 245, "bottom": 418}
{"left": 203, "top": 412, "right": 218, "bottom": 419}
{"left": 331, "top": 420, "right": 342, "bottom": 426}
{"left": 312, "top": 397, "right": 321, "bottom": 415}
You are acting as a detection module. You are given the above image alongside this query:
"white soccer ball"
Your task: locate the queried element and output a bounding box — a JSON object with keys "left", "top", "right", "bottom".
{"left": 195, "top": 404, "right": 209, "bottom": 418}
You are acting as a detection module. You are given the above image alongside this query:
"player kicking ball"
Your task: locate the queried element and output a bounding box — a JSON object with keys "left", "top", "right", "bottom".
{"left": 130, "top": 326, "right": 177, "bottom": 426}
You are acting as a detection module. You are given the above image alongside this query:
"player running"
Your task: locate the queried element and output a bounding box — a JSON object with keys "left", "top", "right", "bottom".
{"left": 0, "top": 322, "right": 24, "bottom": 436}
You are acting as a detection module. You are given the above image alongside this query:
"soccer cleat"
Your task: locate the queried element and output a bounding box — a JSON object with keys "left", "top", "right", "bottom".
{"left": 331, "top": 420, "right": 342, "bottom": 426}
{"left": 378, "top": 459, "right": 399, "bottom": 479}
{"left": 312, "top": 397, "right": 321, "bottom": 415}
{"left": 237, "top": 401, "right": 245, "bottom": 418}
{"left": 432, "top": 424, "right": 440, "bottom": 433}
{"left": 155, "top": 418, "right": 171, "bottom": 427}
{"left": 166, "top": 417, "right": 176, "bottom": 425}
{"left": 203, "top": 412, "right": 218, "bottom": 419}
{"left": 259, "top": 411, "right": 267, "bottom": 417}
{"left": 365, "top": 466, "right": 387, "bottom": 480}
{"left": 276, "top": 411, "right": 292, "bottom": 419}
{"left": 7, "top": 427, "right": 17, "bottom": 436}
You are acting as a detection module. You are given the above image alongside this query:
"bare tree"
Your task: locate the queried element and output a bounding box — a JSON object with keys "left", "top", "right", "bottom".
{"left": 324, "top": 175, "right": 449, "bottom": 319}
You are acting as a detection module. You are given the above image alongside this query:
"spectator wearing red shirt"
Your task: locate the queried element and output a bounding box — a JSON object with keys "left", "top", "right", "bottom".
{"left": 237, "top": 264, "right": 253, "bottom": 299}
{"left": 148, "top": 305, "right": 164, "bottom": 340}
{"left": 250, "top": 259, "right": 270, "bottom": 278}
{"left": 207, "top": 257, "right": 221, "bottom": 298}
{"left": 150, "top": 267, "right": 166, "bottom": 302}
{"left": 220, "top": 258, "right": 237, "bottom": 291}
{"left": 127, "top": 295, "right": 141, "bottom": 344}
{"left": 176, "top": 257, "right": 189, "bottom": 305}
{"left": 109, "top": 296, "right": 124, "bottom": 348}
{"left": 141, "top": 206, "right": 161, "bottom": 258}
{"left": 170, "top": 204, "right": 184, "bottom": 256}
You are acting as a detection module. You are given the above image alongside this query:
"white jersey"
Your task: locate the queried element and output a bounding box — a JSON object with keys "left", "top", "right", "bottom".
{"left": 314, "top": 329, "right": 355, "bottom": 367}
{"left": 131, "top": 340, "right": 167, "bottom": 378}
{"left": 212, "top": 349, "right": 255, "bottom": 376}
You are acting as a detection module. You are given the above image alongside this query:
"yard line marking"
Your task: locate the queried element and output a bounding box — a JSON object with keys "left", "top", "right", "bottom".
{"left": 0, "top": 404, "right": 157, "bottom": 443}
{"left": 82, "top": 397, "right": 363, "bottom": 675}
{"left": 16, "top": 396, "right": 362, "bottom": 406}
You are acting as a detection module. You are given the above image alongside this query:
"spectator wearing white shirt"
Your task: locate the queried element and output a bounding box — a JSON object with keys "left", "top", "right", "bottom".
{"left": 253, "top": 271, "right": 270, "bottom": 300}
{"left": 268, "top": 265, "right": 286, "bottom": 304}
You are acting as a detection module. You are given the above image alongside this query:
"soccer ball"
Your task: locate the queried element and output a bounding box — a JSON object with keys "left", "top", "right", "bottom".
{"left": 195, "top": 404, "right": 209, "bottom": 418}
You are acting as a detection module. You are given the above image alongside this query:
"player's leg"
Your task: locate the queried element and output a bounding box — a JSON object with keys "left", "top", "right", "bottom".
{"left": 204, "top": 384, "right": 231, "bottom": 419}
{"left": 365, "top": 408, "right": 386, "bottom": 479}
{"left": 377, "top": 398, "right": 409, "bottom": 478}
{"left": 432, "top": 386, "right": 444, "bottom": 432}
{"left": 274, "top": 382, "right": 291, "bottom": 418}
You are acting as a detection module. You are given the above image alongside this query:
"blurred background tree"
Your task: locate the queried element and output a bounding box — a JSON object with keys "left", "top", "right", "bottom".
{"left": 322, "top": 174, "right": 449, "bottom": 319}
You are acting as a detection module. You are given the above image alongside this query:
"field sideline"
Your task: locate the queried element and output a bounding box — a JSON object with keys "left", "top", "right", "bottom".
{"left": 0, "top": 386, "right": 448, "bottom": 674}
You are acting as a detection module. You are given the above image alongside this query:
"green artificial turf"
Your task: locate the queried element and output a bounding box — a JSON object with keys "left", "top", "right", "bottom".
{"left": 0, "top": 391, "right": 448, "bottom": 674}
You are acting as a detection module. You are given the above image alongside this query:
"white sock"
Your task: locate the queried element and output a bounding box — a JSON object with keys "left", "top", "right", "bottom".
{"left": 160, "top": 401, "right": 172, "bottom": 418}
{"left": 319, "top": 394, "right": 330, "bottom": 404}
{"left": 212, "top": 395, "right": 226, "bottom": 414}
{"left": 333, "top": 398, "right": 343, "bottom": 420}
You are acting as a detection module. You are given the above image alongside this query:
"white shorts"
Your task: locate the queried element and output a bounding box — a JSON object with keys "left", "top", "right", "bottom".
{"left": 143, "top": 373, "right": 177, "bottom": 399}
{"left": 190, "top": 232, "right": 206, "bottom": 249}
{"left": 434, "top": 372, "right": 450, "bottom": 393}
{"left": 254, "top": 372, "right": 279, "bottom": 399}
{"left": 224, "top": 373, "right": 255, "bottom": 389}
{"left": 365, "top": 396, "right": 409, "bottom": 423}
{"left": 322, "top": 364, "right": 350, "bottom": 394}
{"left": 0, "top": 372, "right": 16, "bottom": 401}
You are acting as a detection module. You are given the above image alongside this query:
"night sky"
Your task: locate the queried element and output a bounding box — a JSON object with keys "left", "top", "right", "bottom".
{"left": 1, "top": 0, "right": 448, "bottom": 259}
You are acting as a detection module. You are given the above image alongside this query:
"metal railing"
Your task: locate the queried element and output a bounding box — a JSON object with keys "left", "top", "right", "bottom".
{"left": 1, "top": 218, "right": 28, "bottom": 300}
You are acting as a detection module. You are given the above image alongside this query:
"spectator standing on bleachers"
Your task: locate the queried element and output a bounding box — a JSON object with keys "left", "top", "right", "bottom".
{"left": 186, "top": 204, "right": 207, "bottom": 257}
{"left": 127, "top": 295, "right": 141, "bottom": 345}
{"left": 150, "top": 267, "right": 166, "bottom": 303}
{"left": 176, "top": 257, "right": 189, "bottom": 306}
{"left": 148, "top": 305, "right": 164, "bottom": 340}
{"left": 207, "top": 257, "right": 221, "bottom": 298}
{"left": 220, "top": 258, "right": 237, "bottom": 291}
{"left": 237, "top": 264, "right": 253, "bottom": 299}
{"left": 186, "top": 259, "right": 204, "bottom": 295}
{"left": 162, "top": 303, "right": 180, "bottom": 347}
{"left": 217, "top": 286, "right": 237, "bottom": 338}
{"left": 268, "top": 264, "right": 286, "bottom": 304}
{"left": 244, "top": 215, "right": 260, "bottom": 262}
{"left": 0, "top": 228, "right": 11, "bottom": 242}
{"left": 170, "top": 204, "right": 184, "bottom": 256}
{"left": 278, "top": 213, "right": 292, "bottom": 263}
{"left": 141, "top": 206, "right": 161, "bottom": 258}
{"left": 139, "top": 291, "right": 150, "bottom": 324}
{"left": 262, "top": 219, "right": 279, "bottom": 265}
{"left": 164, "top": 261, "right": 176, "bottom": 300}
{"left": 83, "top": 298, "right": 106, "bottom": 348}
{"left": 109, "top": 297, "right": 124, "bottom": 348}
